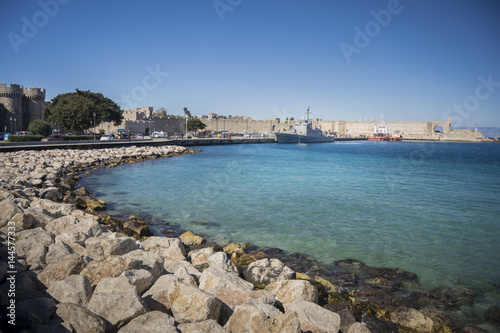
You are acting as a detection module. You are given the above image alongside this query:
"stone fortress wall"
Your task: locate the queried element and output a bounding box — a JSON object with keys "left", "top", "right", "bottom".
{"left": 96, "top": 107, "right": 486, "bottom": 142}
{"left": 0, "top": 83, "right": 46, "bottom": 132}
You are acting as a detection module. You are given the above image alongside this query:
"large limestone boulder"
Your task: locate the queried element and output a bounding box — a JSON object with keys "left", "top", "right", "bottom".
{"left": 199, "top": 266, "right": 254, "bottom": 292}
{"left": 120, "top": 269, "right": 155, "bottom": 295}
{"left": 224, "top": 304, "right": 301, "bottom": 333}
{"left": 15, "top": 227, "right": 55, "bottom": 258}
{"left": 1, "top": 212, "right": 35, "bottom": 232}
{"left": 79, "top": 255, "right": 140, "bottom": 286}
{"left": 207, "top": 252, "right": 239, "bottom": 274}
{"left": 174, "top": 265, "right": 199, "bottom": 286}
{"left": 45, "top": 240, "right": 76, "bottom": 265}
{"left": 30, "top": 198, "right": 76, "bottom": 217}
{"left": 123, "top": 249, "right": 165, "bottom": 281}
{"left": 189, "top": 247, "right": 215, "bottom": 267}
{"left": 141, "top": 236, "right": 186, "bottom": 261}
{"left": 265, "top": 279, "right": 319, "bottom": 304}
{"left": 164, "top": 260, "right": 201, "bottom": 279}
{"left": 26, "top": 242, "right": 48, "bottom": 270}
{"left": 117, "top": 311, "right": 177, "bottom": 333}
{"left": 142, "top": 274, "right": 180, "bottom": 312}
{"left": 178, "top": 319, "right": 229, "bottom": 333}
{"left": 87, "top": 277, "right": 147, "bottom": 330}
{"left": 285, "top": 299, "right": 341, "bottom": 333}
{"left": 390, "top": 307, "right": 434, "bottom": 332}
{"left": 46, "top": 274, "right": 92, "bottom": 307}
{"left": 207, "top": 251, "right": 239, "bottom": 274}
{"left": 168, "top": 281, "right": 223, "bottom": 324}
{"left": 243, "top": 258, "right": 295, "bottom": 285}
{"left": 38, "top": 254, "right": 85, "bottom": 288}
{"left": 46, "top": 214, "right": 104, "bottom": 245}
{"left": 85, "top": 233, "right": 139, "bottom": 259}
{"left": 56, "top": 302, "right": 106, "bottom": 333}
{"left": 0, "top": 198, "right": 22, "bottom": 227}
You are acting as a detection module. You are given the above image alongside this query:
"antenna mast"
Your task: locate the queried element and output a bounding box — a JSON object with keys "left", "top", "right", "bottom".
{"left": 306, "top": 106, "right": 311, "bottom": 121}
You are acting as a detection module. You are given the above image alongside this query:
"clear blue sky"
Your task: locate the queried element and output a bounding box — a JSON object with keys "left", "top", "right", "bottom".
{"left": 1, "top": 0, "right": 499, "bottom": 127}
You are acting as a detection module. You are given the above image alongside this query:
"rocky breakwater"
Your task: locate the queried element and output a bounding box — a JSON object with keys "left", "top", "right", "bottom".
{"left": 0, "top": 146, "right": 494, "bottom": 333}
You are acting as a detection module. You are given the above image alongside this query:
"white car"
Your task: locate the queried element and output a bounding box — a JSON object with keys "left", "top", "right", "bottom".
{"left": 151, "top": 131, "right": 167, "bottom": 138}
{"left": 100, "top": 134, "right": 115, "bottom": 141}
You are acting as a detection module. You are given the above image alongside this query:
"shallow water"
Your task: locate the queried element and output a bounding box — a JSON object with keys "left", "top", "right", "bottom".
{"left": 81, "top": 141, "right": 500, "bottom": 298}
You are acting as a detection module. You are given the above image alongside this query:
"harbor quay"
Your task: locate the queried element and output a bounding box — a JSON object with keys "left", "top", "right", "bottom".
{"left": 0, "top": 145, "right": 494, "bottom": 332}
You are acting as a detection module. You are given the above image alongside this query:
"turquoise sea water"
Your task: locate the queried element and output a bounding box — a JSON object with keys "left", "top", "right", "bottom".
{"left": 81, "top": 142, "right": 500, "bottom": 302}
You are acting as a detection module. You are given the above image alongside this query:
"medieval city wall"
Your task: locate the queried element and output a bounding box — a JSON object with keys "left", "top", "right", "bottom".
{"left": 0, "top": 83, "right": 45, "bottom": 131}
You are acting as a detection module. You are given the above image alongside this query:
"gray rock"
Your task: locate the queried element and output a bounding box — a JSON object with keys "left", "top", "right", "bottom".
{"left": 243, "top": 258, "right": 295, "bottom": 285}
{"left": 45, "top": 240, "right": 76, "bottom": 265}
{"left": 30, "top": 198, "right": 75, "bottom": 217}
{"left": 56, "top": 302, "right": 106, "bottom": 333}
{"left": 46, "top": 274, "right": 92, "bottom": 307}
{"left": 285, "top": 299, "right": 340, "bottom": 333}
{"left": 174, "top": 265, "right": 198, "bottom": 286}
{"left": 0, "top": 198, "right": 22, "bottom": 227}
{"left": 189, "top": 247, "right": 215, "bottom": 267}
{"left": 85, "top": 233, "right": 139, "bottom": 259}
{"left": 46, "top": 214, "right": 103, "bottom": 246}
{"left": 178, "top": 319, "right": 230, "bottom": 333}
{"left": 142, "top": 274, "right": 180, "bottom": 312}
{"left": 38, "top": 254, "right": 85, "bottom": 288}
{"left": 79, "top": 255, "right": 140, "bottom": 286}
{"left": 265, "top": 279, "right": 319, "bottom": 304}
{"left": 199, "top": 266, "right": 254, "bottom": 292}
{"left": 224, "top": 304, "right": 301, "bottom": 333}
{"left": 26, "top": 242, "right": 48, "bottom": 270}
{"left": 164, "top": 260, "right": 201, "bottom": 279}
{"left": 120, "top": 269, "right": 155, "bottom": 295}
{"left": 168, "top": 281, "right": 222, "bottom": 324}
{"left": 87, "top": 277, "right": 147, "bottom": 329}
{"left": 141, "top": 236, "right": 186, "bottom": 261}
{"left": 207, "top": 251, "right": 239, "bottom": 274}
{"left": 117, "top": 311, "right": 177, "bottom": 333}
{"left": 122, "top": 249, "right": 165, "bottom": 282}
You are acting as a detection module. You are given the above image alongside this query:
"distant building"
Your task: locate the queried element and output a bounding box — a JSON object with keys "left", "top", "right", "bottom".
{"left": 0, "top": 83, "right": 45, "bottom": 132}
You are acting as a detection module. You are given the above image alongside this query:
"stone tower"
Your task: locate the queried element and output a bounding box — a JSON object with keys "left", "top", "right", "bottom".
{"left": 0, "top": 83, "right": 46, "bottom": 132}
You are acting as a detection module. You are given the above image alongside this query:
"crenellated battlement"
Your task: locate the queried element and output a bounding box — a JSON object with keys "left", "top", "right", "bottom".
{"left": 23, "top": 87, "right": 46, "bottom": 100}
{"left": 1, "top": 83, "right": 46, "bottom": 131}
{"left": 0, "top": 83, "right": 24, "bottom": 97}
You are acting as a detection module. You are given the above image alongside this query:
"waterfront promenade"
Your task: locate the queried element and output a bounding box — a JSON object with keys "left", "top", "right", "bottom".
{"left": 0, "top": 137, "right": 367, "bottom": 152}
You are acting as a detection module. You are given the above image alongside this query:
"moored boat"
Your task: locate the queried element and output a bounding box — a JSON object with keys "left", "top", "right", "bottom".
{"left": 367, "top": 118, "right": 402, "bottom": 141}
{"left": 274, "top": 107, "right": 335, "bottom": 143}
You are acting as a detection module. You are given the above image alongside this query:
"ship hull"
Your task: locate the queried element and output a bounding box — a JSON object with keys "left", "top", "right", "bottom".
{"left": 275, "top": 132, "right": 335, "bottom": 143}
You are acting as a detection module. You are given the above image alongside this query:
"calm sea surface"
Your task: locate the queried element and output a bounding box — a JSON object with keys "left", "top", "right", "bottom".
{"left": 81, "top": 141, "right": 500, "bottom": 298}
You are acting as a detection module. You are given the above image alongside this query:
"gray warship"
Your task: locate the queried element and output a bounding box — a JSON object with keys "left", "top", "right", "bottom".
{"left": 274, "top": 107, "right": 335, "bottom": 143}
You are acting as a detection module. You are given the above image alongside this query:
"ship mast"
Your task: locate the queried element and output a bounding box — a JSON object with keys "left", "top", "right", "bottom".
{"left": 306, "top": 106, "right": 311, "bottom": 121}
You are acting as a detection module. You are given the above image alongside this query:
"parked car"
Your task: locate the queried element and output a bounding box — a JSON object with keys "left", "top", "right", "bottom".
{"left": 41, "top": 134, "right": 64, "bottom": 142}
{"left": 151, "top": 131, "right": 167, "bottom": 138}
{"left": 100, "top": 134, "right": 115, "bottom": 141}
{"left": 135, "top": 133, "right": 144, "bottom": 139}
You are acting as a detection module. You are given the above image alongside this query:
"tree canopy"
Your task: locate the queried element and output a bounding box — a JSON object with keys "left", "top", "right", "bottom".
{"left": 44, "top": 90, "right": 123, "bottom": 132}
{"left": 187, "top": 118, "right": 207, "bottom": 132}
{"left": 28, "top": 119, "right": 52, "bottom": 137}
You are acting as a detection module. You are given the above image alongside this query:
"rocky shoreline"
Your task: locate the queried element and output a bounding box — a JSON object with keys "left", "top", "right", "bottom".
{"left": 0, "top": 145, "right": 496, "bottom": 332}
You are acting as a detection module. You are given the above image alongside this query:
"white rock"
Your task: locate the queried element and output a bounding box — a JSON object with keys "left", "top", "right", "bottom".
{"left": 120, "top": 269, "right": 155, "bottom": 295}
{"left": 141, "top": 236, "right": 186, "bottom": 261}
{"left": 285, "top": 299, "right": 340, "bottom": 333}
{"left": 46, "top": 274, "right": 92, "bottom": 307}
{"left": 117, "top": 311, "right": 177, "bottom": 333}
{"left": 265, "top": 279, "right": 319, "bottom": 304}
{"left": 189, "top": 247, "right": 215, "bottom": 267}
{"left": 243, "top": 258, "right": 295, "bottom": 285}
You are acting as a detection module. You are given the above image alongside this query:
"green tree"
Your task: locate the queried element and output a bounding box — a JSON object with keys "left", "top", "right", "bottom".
{"left": 28, "top": 119, "right": 52, "bottom": 137}
{"left": 44, "top": 90, "right": 123, "bottom": 132}
{"left": 187, "top": 118, "right": 207, "bottom": 132}
{"left": 183, "top": 107, "right": 192, "bottom": 118}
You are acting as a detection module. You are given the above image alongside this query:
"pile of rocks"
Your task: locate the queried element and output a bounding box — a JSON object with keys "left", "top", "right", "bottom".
{"left": 0, "top": 146, "right": 490, "bottom": 332}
